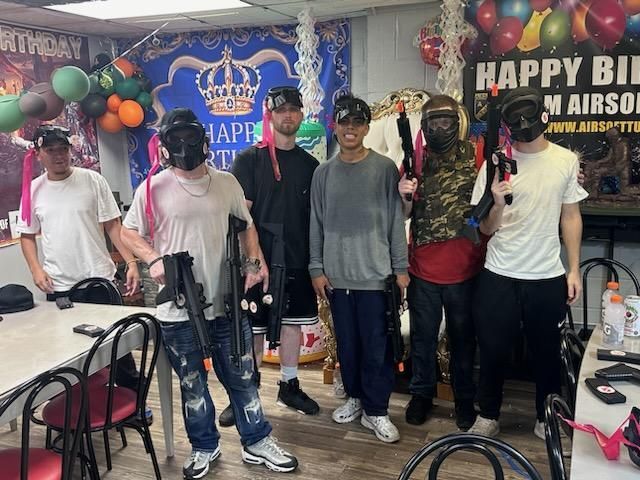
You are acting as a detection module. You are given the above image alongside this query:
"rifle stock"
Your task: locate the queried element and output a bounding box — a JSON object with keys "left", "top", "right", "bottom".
{"left": 155, "top": 252, "right": 213, "bottom": 371}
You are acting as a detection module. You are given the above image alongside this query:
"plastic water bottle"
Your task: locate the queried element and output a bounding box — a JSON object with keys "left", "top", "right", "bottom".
{"left": 603, "top": 294, "right": 626, "bottom": 348}
{"left": 601, "top": 281, "right": 620, "bottom": 324}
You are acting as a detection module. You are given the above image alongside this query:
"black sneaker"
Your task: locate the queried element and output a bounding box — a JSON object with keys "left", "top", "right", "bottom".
{"left": 218, "top": 404, "right": 235, "bottom": 427}
{"left": 455, "top": 399, "right": 477, "bottom": 431}
{"left": 183, "top": 447, "right": 221, "bottom": 479}
{"left": 405, "top": 395, "right": 433, "bottom": 425}
{"left": 276, "top": 378, "right": 320, "bottom": 415}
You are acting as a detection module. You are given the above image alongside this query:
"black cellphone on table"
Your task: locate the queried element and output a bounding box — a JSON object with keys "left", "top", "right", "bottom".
{"left": 73, "top": 324, "right": 105, "bottom": 338}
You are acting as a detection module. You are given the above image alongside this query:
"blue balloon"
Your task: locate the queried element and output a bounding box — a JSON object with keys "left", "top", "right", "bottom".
{"left": 627, "top": 13, "right": 640, "bottom": 36}
{"left": 498, "top": 0, "right": 532, "bottom": 26}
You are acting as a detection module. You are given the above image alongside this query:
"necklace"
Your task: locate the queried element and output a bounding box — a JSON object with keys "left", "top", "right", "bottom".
{"left": 172, "top": 169, "right": 212, "bottom": 197}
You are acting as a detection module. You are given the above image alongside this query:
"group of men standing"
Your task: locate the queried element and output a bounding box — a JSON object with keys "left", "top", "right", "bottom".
{"left": 17, "top": 83, "right": 587, "bottom": 479}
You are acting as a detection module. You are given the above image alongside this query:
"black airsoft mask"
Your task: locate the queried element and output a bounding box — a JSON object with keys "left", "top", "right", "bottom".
{"left": 501, "top": 87, "right": 549, "bottom": 143}
{"left": 265, "top": 86, "right": 303, "bottom": 111}
{"left": 333, "top": 96, "right": 371, "bottom": 125}
{"left": 421, "top": 109, "right": 459, "bottom": 154}
{"left": 159, "top": 108, "right": 208, "bottom": 171}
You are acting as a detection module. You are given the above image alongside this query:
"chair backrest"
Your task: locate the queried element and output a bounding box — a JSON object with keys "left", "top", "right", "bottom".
{"left": 544, "top": 393, "right": 573, "bottom": 480}
{"left": 68, "top": 277, "right": 123, "bottom": 306}
{"left": 397, "top": 433, "right": 543, "bottom": 480}
{"left": 575, "top": 258, "right": 640, "bottom": 340}
{"left": 83, "top": 313, "right": 160, "bottom": 428}
{"left": 560, "top": 327, "right": 585, "bottom": 413}
{"left": 0, "top": 367, "right": 87, "bottom": 480}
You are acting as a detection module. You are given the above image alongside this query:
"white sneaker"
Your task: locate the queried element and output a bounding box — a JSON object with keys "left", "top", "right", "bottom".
{"left": 361, "top": 412, "right": 400, "bottom": 443}
{"left": 183, "top": 447, "right": 221, "bottom": 479}
{"left": 332, "top": 397, "right": 362, "bottom": 424}
{"left": 534, "top": 420, "right": 545, "bottom": 440}
{"left": 242, "top": 435, "right": 298, "bottom": 473}
{"left": 468, "top": 416, "right": 500, "bottom": 437}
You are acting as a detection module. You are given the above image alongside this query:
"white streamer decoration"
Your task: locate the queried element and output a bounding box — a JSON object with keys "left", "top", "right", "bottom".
{"left": 294, "top": 8, "right": 324, "bottom": 121}
{"left": 436, "top": 0, "right": 477, "bottom": 103}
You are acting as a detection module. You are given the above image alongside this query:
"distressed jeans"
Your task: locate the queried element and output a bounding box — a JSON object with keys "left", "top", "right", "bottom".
{"left": 160, "top": 317, "right": 271, "bottom": 451}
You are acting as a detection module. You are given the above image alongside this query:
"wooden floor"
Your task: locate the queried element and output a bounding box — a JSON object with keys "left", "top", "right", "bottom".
{"left": 1, "top": 362, "right": 558, "bottom": 479}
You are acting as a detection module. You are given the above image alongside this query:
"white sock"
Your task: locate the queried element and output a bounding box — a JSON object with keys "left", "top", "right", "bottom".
{"left": 281, "top": 366, "right": 297, "bottom": 382}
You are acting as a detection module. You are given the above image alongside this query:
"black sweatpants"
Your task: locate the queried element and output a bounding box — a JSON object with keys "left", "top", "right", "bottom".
{"left": 473, "top": 268, "right": 567, "bottom": 421}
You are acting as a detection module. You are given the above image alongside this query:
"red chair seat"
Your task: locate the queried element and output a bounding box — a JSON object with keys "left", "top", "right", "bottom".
{"left": 0, "top": 448, "right": 62, "bottom": 480}
{"left": 42, "top": 385, "right": 137, "bottom": 430}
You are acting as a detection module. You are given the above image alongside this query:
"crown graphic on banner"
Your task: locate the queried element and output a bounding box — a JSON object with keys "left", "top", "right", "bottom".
{"left": 195, "top": 45, "right": 261, "bottom": 116}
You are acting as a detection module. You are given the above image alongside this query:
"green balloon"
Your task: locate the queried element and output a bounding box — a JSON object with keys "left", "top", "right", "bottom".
{"left": 115, "top": 77, "right": 141, "bottom": 100}
{"left": 108, "top": 66, "right": 125, "bottom": 85}
{"left": 540, "top": 10, "right": 571, "bottom": 51}
{"left": 51, "top": 65, "right": 90, "bottom": 102}
{"left": 88, "top": 74, "right": 101, "bottom": 94}
{"left": 80, "top": 93, "right": 107, "bottom": 118}
{"left": 136, "top": 91, "right": 153, "bottom": 109}
{"left": 0, "top": 95, "right": 26, "bottom": 132}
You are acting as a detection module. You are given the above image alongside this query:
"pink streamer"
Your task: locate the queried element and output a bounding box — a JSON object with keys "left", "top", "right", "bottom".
{"left": 145, "top": 133, "right": 161, "bottom": 242}
{"left": 257, "top": 103, "right": 281, "bottom": 181}
{"left": 20, "top": 148, "right": 37, "bottom": 226}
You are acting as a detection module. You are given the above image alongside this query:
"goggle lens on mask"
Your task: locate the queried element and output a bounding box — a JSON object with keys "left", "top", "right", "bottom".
{"left": 164, "top": 125, "right": 204, "bottom": 147}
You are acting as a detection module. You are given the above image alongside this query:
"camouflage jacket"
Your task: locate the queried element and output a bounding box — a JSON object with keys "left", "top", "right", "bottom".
{"left": 411, "top": 140, "right": 476, "bottom": 246}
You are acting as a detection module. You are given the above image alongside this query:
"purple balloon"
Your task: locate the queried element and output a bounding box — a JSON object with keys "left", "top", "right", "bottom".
{"left": 29, "top": 82, "right": 64, "bottom": 121}
{"left": 18, "top": 91, "right": 47, "bottom": 117}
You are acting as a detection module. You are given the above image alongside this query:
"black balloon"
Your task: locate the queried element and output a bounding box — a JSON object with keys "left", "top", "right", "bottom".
{"left": 80, "top": 93, "right": 107, "bottom": 118}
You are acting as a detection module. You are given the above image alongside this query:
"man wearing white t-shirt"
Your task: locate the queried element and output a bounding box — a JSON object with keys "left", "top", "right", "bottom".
{"left": 467, "top": 87, "right": 588, "bottom": 439}
{"left": 121, "top": 108, "right": 299, "bottom": 479}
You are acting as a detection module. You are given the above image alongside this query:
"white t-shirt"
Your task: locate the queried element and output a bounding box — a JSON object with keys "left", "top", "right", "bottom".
{"left": 471, "top": 142, "right": 589, "bottom": 280}
{"left": 123, "top": 166, "right": 253, "bottom": 322}
{"left": 16, "top": 167, "right": 120, "bottom": 291}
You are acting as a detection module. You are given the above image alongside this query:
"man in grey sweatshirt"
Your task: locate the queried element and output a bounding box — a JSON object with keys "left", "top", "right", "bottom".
{"left": 309, "top": 94, "right": 409, "bottom": 443}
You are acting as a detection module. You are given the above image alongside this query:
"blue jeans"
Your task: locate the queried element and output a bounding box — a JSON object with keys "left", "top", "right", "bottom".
{"left": 407, "top": 275, "right": 476, "bottom": 402}
{"left": 160, "top": 317, "right": 271, "bottom": 451}
{"left": 329, "top": 289, "right": 395, "bottom": 416}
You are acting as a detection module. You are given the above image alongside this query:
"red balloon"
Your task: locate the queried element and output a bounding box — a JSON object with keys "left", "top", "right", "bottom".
{"left": 490, "top": 17, "right": 524, "bottom": 55}
{"left": 585, "top": 0, "right": 626, "bottom": 50}
{"left": 477, "top": 0, "right": 497, "bottom": 35}
{"left": 529, "top": 0, "right": 552, "bottom": 12}
{"left": 420, "top": 37, "right": 442, "bottom": 66}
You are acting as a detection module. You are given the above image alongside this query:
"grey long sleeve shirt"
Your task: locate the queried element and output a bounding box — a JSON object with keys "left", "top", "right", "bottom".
{"left": 308, "top": 150, "right": 408, "bottom": 291}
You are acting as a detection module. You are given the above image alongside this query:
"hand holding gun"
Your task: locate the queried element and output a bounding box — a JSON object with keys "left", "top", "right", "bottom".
{"left": 384, "top": 274, "right": 405, "bottom": 373}
{"left": 156, "top": 252, "right": 213, "bottom": 371}
{"left": 463, "top": 84, "right": 518, "bottom": 245}
{"left": 396, "top": 101, "right": 415, "bottom": 202}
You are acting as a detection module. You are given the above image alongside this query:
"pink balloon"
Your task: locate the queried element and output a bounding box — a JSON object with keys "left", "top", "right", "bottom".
{"left": 490, "top": 17, "right": 524, "bottom": 55}
{"left": 477, "top": 0, "right": 497, "bottom": 34}
{"left": 585, "top": 0, "right": 626, "bottom": 50}
{"left": 529, "top": 0, "right": 552, "bottom": 11}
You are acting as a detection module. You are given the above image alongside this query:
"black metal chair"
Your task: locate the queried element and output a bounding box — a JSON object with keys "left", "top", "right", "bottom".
{"left": 573, "top": 258, "right": 640, "bottom": 340}
{"left": 397, "top": 433, "right": 543, "bottom": 480}
{"left": 560, "top": 327, "right": 585, "bottom": 414}
{"left": 42, "top": 313, "right": 161, "bottom": 479}
{"left": 68, "top": 277, "right": 124, "bottom": 306}
{"left": 544, "top": 394, "right": 573, "bottom": 480}
{"left": 0, "top": 367, "right": 88, "bottom": 480}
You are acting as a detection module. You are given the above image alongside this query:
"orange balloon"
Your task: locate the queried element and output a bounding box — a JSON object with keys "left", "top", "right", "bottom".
{"left": 97, "top": 110, "right": 124, "bottom": 133}
{"left": 623, "top": 0, "right": 640, "bottom": 15}
{"left": 113, "top": 57, "right": 135, "bottom": 78}
{"left": 106, "top": 93, "right": 123, "bottom": 113}
{"left": 118, "top": 99, "right": 144, "bottom": 128}
{"left": 572, "top": 0, "right": 593, "bottom": 42}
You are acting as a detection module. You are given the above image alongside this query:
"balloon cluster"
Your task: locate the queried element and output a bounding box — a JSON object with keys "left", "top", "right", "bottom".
{"left": 84, "top": 54, "right": 153, "bottom": 133}
{"left": 0, "top": 54, "right": 153, "bottom": 134}
{"left": 472, "top": 0, "right": 635, "bottom": 56}
{"left": 414, "top": 14, "right": 476, "bottom": 68}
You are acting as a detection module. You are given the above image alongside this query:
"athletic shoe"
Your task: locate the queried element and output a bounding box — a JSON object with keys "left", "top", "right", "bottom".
{"left": 277, "top": 378, "right": 320, "bottom": 415}
{"left": 183, "top": 447, "right": 221, "bottom": 479}
{"left": 332, "top": 397, "right": 362, "bottom": 424}
{"left": 361, "top": 413, "right": 400, "bottom": 443}
{"left": 468, "top": 416, "right": 500, "bottom": 437}
{"left": 455, "top": 399, "right": 477, "bottom": 431}
{"left": 405, "top": 395, "right": 433, "bottom": 425}
{"left": 242, "top": 435, "right": 298, "bottom": 472}
{"left": 218, "top": 404, "right": 235, "bottom": 427}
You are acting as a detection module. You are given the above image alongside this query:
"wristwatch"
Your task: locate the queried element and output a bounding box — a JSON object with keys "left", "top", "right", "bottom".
{"left": 242, "top": 256, "right": 262, "bottom": 275}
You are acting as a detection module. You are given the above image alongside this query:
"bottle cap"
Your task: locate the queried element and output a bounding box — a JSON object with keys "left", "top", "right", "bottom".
{"left": 607, "top": 281, "right": 619, "bottom": 289}
{"left": 611, "top": 294, "right": 623, "bottom": 303}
